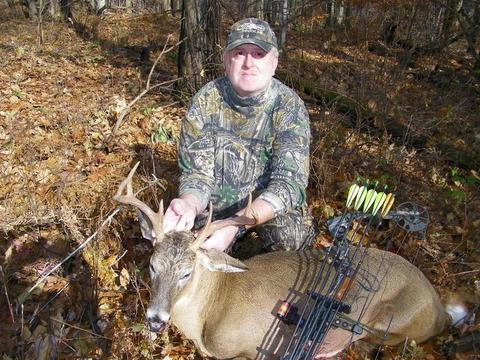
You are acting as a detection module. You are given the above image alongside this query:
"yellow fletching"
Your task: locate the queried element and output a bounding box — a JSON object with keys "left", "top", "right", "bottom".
{"left": 381, "top": 194, "right": 395, "bottom": 217}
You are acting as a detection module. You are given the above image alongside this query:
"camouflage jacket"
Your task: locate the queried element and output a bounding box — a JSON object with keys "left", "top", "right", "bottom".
{"left": 178, "top": 76, "right": 310, "bottom": 218}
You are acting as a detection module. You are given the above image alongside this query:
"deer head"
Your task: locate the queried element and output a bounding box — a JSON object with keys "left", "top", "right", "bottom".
{"left": 114, "top": 162, "right": 256, "bottom": 332}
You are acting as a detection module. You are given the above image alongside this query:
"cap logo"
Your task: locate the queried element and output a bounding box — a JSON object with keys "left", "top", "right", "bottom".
{"left": 236, "top": 23, "right": 266, "bottom": 34}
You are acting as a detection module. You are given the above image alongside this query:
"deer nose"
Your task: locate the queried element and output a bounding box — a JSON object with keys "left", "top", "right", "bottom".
{"left": 146, "top": 308, "right": 170, "bottom": 333}
{"left": 147, "top": 316, "right": 166, "bottom": 332}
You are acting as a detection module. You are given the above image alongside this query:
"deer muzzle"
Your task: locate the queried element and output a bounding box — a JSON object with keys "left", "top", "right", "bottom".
{"left": 146, "top": 308, "right": 170, "bottom": 333}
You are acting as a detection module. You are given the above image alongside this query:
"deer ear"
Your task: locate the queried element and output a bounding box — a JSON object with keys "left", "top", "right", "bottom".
{"left": 196, "top": 248, "right": 248, "bottom": 273}
{"left": 137, "top": 210, "right": 156, "bottom": 243}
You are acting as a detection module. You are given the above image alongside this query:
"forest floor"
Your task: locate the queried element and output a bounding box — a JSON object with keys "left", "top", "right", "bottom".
{"left": 0, "top": 8, "right": 479, "bottom": 360}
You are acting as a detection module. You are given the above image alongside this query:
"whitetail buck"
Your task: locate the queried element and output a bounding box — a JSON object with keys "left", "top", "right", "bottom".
{"left": 114, "top": 163, "right": 459, "bottom": 359}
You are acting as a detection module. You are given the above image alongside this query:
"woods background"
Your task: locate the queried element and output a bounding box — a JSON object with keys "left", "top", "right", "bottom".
{"left": 0, "top": 0, "right": 479, "bottom": 359}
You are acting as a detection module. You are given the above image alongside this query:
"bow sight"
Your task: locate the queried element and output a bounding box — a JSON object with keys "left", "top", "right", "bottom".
{"left": 277, "top": 178, "right": 429, "bottom": 359}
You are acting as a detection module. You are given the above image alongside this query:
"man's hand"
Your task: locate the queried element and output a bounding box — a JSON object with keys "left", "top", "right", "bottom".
{"left": 163, "top": 194, "right": 203, "bottom": 233}
{"left": 201, "top": 225, "right": 238, "bottom": 251}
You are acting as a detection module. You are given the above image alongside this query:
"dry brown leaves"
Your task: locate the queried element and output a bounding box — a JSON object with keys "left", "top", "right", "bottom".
{"left": 0, "top": 8, "right": 479, "bottom": 360}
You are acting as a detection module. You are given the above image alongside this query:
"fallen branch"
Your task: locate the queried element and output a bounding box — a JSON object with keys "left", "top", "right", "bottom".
{"left": 50, "top": 317, "right": 112, "bottom": 340}
{"left": 105, "top": 35, "right": 184, "bottom": 145}
{"left": 276, "top": 69, "right": 374, "bottom": 121}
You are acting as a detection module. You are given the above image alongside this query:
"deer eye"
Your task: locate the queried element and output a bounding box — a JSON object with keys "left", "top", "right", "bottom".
{"left": 149, "top": 264, "right": 156, "bottom": 274}
{"left": 180, "top": 272, "right": 191, "bottom": 280}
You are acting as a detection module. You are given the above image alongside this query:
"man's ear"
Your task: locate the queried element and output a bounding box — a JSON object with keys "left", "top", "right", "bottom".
{"left": 195, "top": 248, "right": 248, "bottom": 273}
{"left": 271, "top": 52, "right": 278, "bottom": 75}
{"left": 137, "top": 210, "right": 156, "bottom": 244}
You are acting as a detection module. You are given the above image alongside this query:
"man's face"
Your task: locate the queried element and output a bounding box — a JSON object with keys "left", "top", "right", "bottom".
{"left": 224, "top": 43, "right": 278, "bottom": 98}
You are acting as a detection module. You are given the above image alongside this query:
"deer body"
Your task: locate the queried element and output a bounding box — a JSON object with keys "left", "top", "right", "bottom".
{"left": 114, "top": 163, "right": 450, "bottom": 359}
{"left": 148, "top": 234, "right": 447, "bottom": 359}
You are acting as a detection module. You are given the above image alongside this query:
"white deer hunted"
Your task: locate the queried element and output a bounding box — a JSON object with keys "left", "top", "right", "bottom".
{"left": 114, "top": 162, "right": 460, "bottom": 359}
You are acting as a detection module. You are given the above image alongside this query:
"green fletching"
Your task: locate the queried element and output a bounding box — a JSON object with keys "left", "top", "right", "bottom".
{"left": 354, "top": 185, "right": 367, "bottom": 210}
{"left": 372, "top": 192, "right": 386, "bottom": 216}
{"left": 346, "top": 183, "right": 359, "bottom": 208}
{"left": 363, "top": 188, "right": 377, "bottom": 213}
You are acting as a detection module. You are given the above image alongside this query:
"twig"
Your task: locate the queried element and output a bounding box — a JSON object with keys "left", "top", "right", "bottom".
{"left": 131, "top": 266, "right": 148, "bottom": 320}
{"left": 20, "top": 304, "right": 24, "bottom": 359}
{"left": 147, "top": 34, "right": 174, "bottom": 89}
{"left": 0, "top": 266, "right": 15, "bottom": 323}
{"left": 447, "top": 269, "right": 480, "bottom": 277}
{"left": 49, "top": 317, "right": 112, "bottom": 340}
{"left": 30, "top": 282, "right": 70, "bottom": 326}
{"left": 106, "top": 36, "right": 185, "bottom": 144}
{"left": 114, "top": 250, "right": 128, "bottom": 267}
{"left": 58, "top": 337, "right": 77, "bottom": 353}
{"left": 16, "top": 207, "right": 122, "bottom": 309}
{"left": 107, "top": 78, "right": 181, "bottom": 141}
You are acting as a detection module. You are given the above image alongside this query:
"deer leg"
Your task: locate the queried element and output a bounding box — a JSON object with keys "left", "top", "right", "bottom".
{"left": 314, "top": 328, "right": 362, "bottom": 358}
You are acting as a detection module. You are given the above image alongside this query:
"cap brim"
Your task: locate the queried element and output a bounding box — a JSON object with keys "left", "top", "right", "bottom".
{"left": 225, "top": 38, "right": 274, "bottom": 52}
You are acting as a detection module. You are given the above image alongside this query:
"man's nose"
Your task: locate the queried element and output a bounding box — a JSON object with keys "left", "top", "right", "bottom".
{"left": 243, "top": 53, "right": 254, "bottom": 68}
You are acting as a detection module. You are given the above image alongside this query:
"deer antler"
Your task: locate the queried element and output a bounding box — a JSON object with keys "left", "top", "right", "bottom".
{"left": 114, "top": 162, "right": 165, "bottom": 243}
{"left": 190, "top": 194, "right": 256, "bottom": 251}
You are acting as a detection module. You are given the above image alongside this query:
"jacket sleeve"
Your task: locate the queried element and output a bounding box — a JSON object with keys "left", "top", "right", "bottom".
{"left": 258, "top": 95, "right": 310, "bottom": 215}
{"left": 177, "top": 91, "right": 215, "bottom": 210}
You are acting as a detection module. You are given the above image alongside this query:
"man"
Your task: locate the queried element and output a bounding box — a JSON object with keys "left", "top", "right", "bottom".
{"left": 163, "top": 18, "right": 315, "bottom": 252}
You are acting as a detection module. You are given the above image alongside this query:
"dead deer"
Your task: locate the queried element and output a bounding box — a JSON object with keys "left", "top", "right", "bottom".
{"left": 114, "top": 163, "right": 460, "bottom": 359}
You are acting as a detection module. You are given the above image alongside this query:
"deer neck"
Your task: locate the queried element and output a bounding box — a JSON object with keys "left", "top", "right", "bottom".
{"left": 170, "top": 259, "right": 227, "bottom": 348}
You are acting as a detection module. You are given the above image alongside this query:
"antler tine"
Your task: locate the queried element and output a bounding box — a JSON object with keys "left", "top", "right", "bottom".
{"left": 113, "top": 161, "right": 165, "bottom": 243}
{"left": 190, "top": 194, "right": 258, "bottom": 251}
{"left": 190, "top": 203, "right": 213, "bottom": 250}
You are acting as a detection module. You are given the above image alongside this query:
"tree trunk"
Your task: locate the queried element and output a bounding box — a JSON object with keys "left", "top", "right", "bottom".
{"left": 49, "top": 0, "right": 61, "bottom": 19}
{"left": 89, "top": 0, "right": 106, "bottom": 13}
{"left": 236, "top": 0, "right": 248, "bottom": 17}
{"left": 254, "top": 0, "right": 263, "bottom": 19}
{"left": 441, "top": 0, "right": 463, "bottom": 41}
{"left": 171, "top": 0, "right": 180, "bottom": 14}
{"left": 326, "top": 0, "right": 335, "bottom": 27}
{"left": 278, "top": 0, "right": 289, "bottom": 51}
{"left": 24, "top": 0, "right": 38, "bottom": 19}
{"left": 37, "top": 0, "right": 44, "bottom": 46}
{"left": 157, "top": 0, "right": 170, "bottom": 12}
{"left": 264, "top": 0, "right": 273, "bottom": 23}
{"left": 381, "top": 16, "right": 398, "bottom": 45}
{"left": 336, "top": 1, "right": 345, "bottom": 25}
{"left": 60, "top": 0, "right": 72, "bottom": 19}
{"left": 459, "top": 1, "right": 480, "bottom": 72}
{"left": 125, "top": 0, "right": 132, "bottom": 13}
{"left": 178, "top": 0, "right": 221, "bottom": 93}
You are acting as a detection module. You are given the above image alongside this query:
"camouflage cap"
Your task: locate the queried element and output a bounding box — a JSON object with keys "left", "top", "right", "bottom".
{"left": 225, "top": 18, "right": 278, "bottom": 52}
